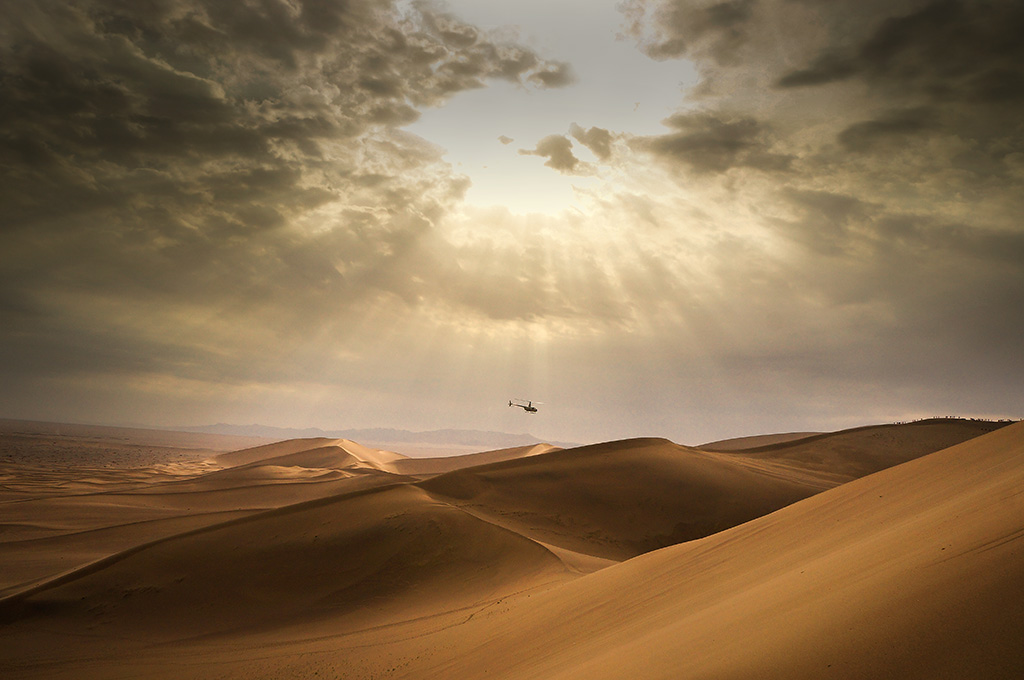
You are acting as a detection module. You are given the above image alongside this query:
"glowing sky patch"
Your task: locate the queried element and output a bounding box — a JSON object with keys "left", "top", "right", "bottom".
{"left": 408, "top": 0, "right": 694, "bottom": 214}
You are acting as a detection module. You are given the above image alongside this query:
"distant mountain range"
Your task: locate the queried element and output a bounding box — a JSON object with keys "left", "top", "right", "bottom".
{"left": 171, "top": 423, "right": 576, "bottom": 449}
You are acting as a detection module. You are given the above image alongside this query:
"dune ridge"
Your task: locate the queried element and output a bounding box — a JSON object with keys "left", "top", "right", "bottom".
{"left": 392, "top": 442, "right": 560, "bottom": 476}
{"left": 1, "top": 483, "right": 570, "bottom": 641}
{"left": 419, "top": 437, "right": 827, "bottom": 560}
{"left": 0, "top": 438, "right": 418, "bottom": 596}
{"left": 728, "top": 418, "right": 1010, "bottom": 482}
{"left": 214, "top": 437, "right": 408, "bottom": 471}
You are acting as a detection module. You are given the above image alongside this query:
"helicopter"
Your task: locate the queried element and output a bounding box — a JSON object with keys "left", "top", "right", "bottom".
{"left": 509, "top": 399, "right": 540, "bottom": 413}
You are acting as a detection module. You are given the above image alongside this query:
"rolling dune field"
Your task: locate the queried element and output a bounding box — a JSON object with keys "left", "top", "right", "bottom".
{"left": 1, "top": 418, "right": 1020, "bottom": 679}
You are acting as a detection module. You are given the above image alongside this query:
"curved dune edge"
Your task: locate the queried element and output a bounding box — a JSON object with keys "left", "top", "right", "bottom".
{"left": 419, "top": 437, "right": 829, "bottom": 561}
{"left": 392, "top": 442, "right": 560, "bottom": 476}
{"left": 213, "top": 438, "right": 408, "bottom": 471}
{"left": 706, "top": 418, "right": 1010, "bottom": 481}
{"left": 0, "top": 483, "right": 571, "bottom": 642}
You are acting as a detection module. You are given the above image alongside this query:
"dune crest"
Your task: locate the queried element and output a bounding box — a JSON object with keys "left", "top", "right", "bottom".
{"left": 393, "top": 442, "right": 560, "bottom": 476}
{"left": 214, "top": 437, "right": 408, "bottom": 472}
{"left": 420, "top": 437, "right": 826, "bottom": 560}
{"left": 1, "top": 484, "right": 569, "bottom": 642}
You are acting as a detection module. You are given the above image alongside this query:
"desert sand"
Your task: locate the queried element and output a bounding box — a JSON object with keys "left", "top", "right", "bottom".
{"left": 1, "top": 417, "right": 1020, "bottom": 678}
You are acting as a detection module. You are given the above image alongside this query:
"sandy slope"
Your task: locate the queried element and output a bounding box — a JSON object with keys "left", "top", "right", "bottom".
{"left": 731, "top": 418, "right": 1008, "bottom": 481}
{"left": 0, "top": 439, "right": 414, "bottom": 596}
{"left": 215, "top": 438, "right": 407, "bottom": 472}
{"left": 147, "top": 418, "right": 1020, "bottom": 680}
{"left": 420, "top": 438, "right": 828, "bottom": 561}
{"left": 375, "top": 419, "right": 1024, "bottom": 680}
{"left": 0, "top": 471, "right": 409, "bottom": 597}
{"left": 392, "top": 443, "right": 560, "bottom": 476}
{"left": 2, "top": 419, "right": 1020, "bottom": 679}
{"left": 699, "top": 430, "right": 820, "bottom": 450}
{"left": 1, "top": 485, "right": 569, "bottom": 650}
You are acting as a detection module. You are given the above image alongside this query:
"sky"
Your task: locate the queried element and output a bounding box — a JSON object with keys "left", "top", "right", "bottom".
{"left": 1, "top": 0, "right": 1022, "bottom": 446}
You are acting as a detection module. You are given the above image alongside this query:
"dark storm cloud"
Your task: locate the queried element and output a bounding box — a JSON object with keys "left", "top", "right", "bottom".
{"left": 872, "top": 215, "right": 1024, "bottom": 266}
{"left": 626, "top": 0, "right": 1024, "bottom": 208}
{"left": 621, "top": 0, "right": 757, "bottom": 65}
{"left": 639, "top": 111, "right": 792, "bottom": 174}
{"left": 776, "top": 0, "right": 1024, "bottom": 104}
{"left": 766, "top": 1, "right": 1024, "bottom": 195}
{"left": 617, "top": 0, "right": 1024, "bottom": 425}
{"left": 626, "top": 0, "right": 1024, "bottom": 119}
{"left": 777, "top": 189, "right": 875, "bottom": 255}
{"left": 776, "top": 183, "right": 1024, "bottom": 274}
{"left": 837, "top": 107, "right": 938, "bottom": 152}
{"left": 780, "top": 192, "right": 1020, "bottom": 262}
{"left": 0, "top": 0, "right": 573, "bottom": 382}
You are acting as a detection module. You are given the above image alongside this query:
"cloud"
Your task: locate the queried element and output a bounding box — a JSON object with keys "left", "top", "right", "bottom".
{"left": 570, "top": 124, "right": 614, "bottom": 161}
{"left": 0, "top": 0, "right": 574, "bottom": 385}
{"left": 519, "top": 134, "right": 584, "bottom": 173}
{"left": 775, "top": 0, "right": 1024, "bottom": 104}
{"left": 620, "top": 0, "right": 757, "bottom": 65}
{"left": 609, "top": 0, "right": 1024, "bottom": 425}
{"left": 498, "top": 135, "right": 514, "bottom": 145}
{"left": 638, "top": 111, "right": 792, "bottom": 174}
{"left": 528, "top": 61, "right": 576, "bottom": 88}
{"left": 623, "top": 0, "right": 1024, "bottom": 205}
{"left": 837, "top": 107, "right": 938, "bottom": 152}
{"left": 2, "top": 0, "right": 1022, "bottom": 441}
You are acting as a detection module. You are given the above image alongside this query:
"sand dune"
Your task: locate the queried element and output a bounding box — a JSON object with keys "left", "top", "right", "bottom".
{"left": 1, "top": 418, "right": 1020, "bottom": 679}
{"left": 392, "top": 442, "right": 560, "bottom": 476}
{"left": 1, "top": 485, "right": 569, "bottom": 646}
{"left": 0, "top": 438, "right": 414, "bottom": 596}
{"left": 735, "top": 417, "right": 1009, "bottom": 482}
{"left": 0, "top": 475, "right": 396, "bottom": 596}
{"left": 420, "top": 437, "right": 826, "bottom": 561}
{"left": 213, "top": 437, "right": 344, "bottom": 467}
{"left": 699, "top": 430, "right": 820, "bottom": 450}
{"left": 0, "top": 508, "right": 254, "bottom": 598}
{"left": 370, "top": 419, "right": 1024, "bottom": 680}
{"left": 215, "top": 438, "right": 407, "bottom": 472}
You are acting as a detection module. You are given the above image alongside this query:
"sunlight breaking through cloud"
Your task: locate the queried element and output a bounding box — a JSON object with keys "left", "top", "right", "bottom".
{"left": 1, "top": 0, "right": 1022, "bottom": 442}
